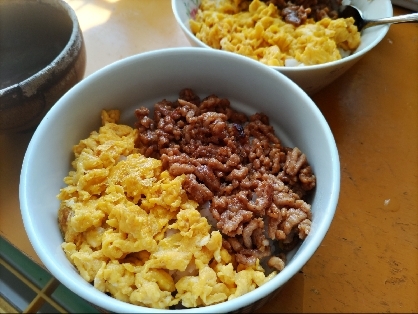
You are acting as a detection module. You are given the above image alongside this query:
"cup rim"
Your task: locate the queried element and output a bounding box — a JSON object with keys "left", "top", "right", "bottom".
{"left": 0, "top": 0, "right": 83, "bottom": 97}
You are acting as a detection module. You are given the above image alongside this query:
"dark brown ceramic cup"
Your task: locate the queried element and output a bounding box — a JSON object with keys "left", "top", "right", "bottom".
{"left": 0, "top": 0, "right": 86, "bottom": 133}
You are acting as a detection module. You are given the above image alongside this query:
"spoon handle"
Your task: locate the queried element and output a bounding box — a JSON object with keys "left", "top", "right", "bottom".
{"left": 364, "top": 13, "right": 418, "bottom": 29}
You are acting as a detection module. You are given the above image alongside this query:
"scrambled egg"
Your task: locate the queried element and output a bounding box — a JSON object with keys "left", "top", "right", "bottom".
{"left": 190, "top": 0, "right": 361, "bottom": 66}
{"left": 58, "top": 110, "right": 276, "bottom": 309}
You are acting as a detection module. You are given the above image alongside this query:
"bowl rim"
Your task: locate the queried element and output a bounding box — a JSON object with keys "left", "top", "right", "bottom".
{"left": 20, "top": 47, "right": 340, "bottom": 313}
{"left": 0, "top": 0, "right": 83, "bottom": 97}
{"left": 171, "top": 0, "right": 393, "bottom": 72}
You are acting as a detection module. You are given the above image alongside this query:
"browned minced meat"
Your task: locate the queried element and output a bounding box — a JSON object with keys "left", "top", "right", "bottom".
{"left": 263, "top": 0, "right": 343, "bottom": 26}
{"left": 134, "top": 88, "right": 316, "bottom": 271}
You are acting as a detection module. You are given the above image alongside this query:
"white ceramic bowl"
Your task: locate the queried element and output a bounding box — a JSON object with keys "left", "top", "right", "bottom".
{"left": 20, "top": 48, "right": 340, "bottom": 313}
{"left": 172, "top": 0, "right": 392, "bottom": 95}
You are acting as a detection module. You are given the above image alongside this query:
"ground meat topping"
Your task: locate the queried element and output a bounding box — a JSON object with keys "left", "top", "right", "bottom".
{"left": 134, "top": 88, "right": 316, "bottom": 271}
{"left": 263, "top": 0, "right": 343, "bottom": 26}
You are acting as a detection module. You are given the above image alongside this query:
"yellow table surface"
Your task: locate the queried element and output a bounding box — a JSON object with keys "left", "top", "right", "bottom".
{"left": 0, "top": 1, "right": 417, "bottom": 312}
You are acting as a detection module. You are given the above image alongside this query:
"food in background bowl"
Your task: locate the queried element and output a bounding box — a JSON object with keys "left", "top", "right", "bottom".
{"left": 20, "top": 47, "right": 340, "bottom": 313}
{"left": 189, "top": 0, "right": 360, "bottom": 66}
{"left": 57, "top": 89, "right": 316, "bottom": 309}
{"left": 172, "top": 0, "right": 392, "bottom": 94}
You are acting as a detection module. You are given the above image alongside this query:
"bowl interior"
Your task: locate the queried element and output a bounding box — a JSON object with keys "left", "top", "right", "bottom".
{"left": 347, "top": 0, "right": 393, "bottom": 55}
{"left": 20, "top": 48, "right": 340, "bottom": 313}
{"left": 0, "top": 0, "right": 73, "bottom": 90}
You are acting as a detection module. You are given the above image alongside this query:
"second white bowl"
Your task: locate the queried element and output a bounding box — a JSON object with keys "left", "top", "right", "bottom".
{"left": 172, "top": 0, "right": 392, "bottom": 95}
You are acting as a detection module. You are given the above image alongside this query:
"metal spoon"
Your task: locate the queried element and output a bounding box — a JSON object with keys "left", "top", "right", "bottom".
{"left": 339, "top": 5, "right": 418, "bottom": 32}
